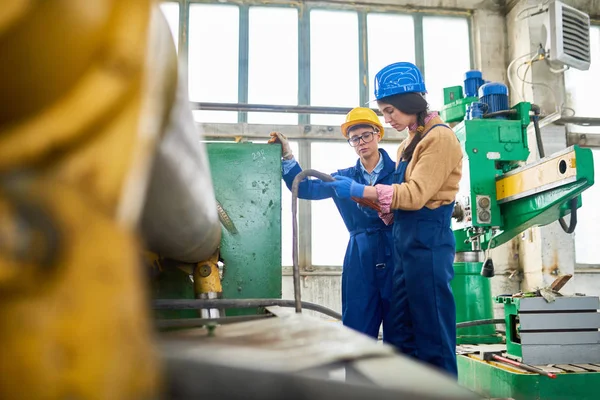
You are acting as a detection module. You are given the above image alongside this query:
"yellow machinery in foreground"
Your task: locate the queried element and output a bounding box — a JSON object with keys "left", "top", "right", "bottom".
{"left": 0, "top": 2, "right": 480, "bottom": 399}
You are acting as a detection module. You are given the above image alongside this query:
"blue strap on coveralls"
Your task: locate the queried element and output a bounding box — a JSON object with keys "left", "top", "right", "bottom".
{"left": 387, "top": 124, "right": 459, "bottom": 377}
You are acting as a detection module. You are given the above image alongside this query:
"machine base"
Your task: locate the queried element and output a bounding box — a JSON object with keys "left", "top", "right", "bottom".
{"left": 457, "top": 344, "right": 600, "bottom": 400}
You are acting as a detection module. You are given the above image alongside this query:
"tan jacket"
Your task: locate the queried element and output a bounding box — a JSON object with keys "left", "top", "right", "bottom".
{"left": 391, "top": 116, "right": 463, "bottom": 210}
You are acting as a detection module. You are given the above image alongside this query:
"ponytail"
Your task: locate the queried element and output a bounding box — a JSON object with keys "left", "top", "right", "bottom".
{"left": 401, "top": 110, "right": 428, "bottom": 162}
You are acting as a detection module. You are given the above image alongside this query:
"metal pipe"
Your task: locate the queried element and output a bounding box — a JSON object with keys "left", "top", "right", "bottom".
{"left": 454, "top": 251, "right": 484, "bottom": 263}
{"left": 556, "top": 116, "right": 600, "bottom": 126}
{"left": 291, "top": 170, "right": 335, "bottom": 313}
{"left": 139, "top": 61, "right": 221, "bottom": 263}
{"left": 155, "top": 314, "right": 273, "bottom": 329}
{"left": 456, "top": 318, "right": 505, "bottom": 329}
{"left": 190, "top": 102, "right": 383, "bottom": 116}
{"left": 153, "top": 299, "right": 343, "bottom": 320}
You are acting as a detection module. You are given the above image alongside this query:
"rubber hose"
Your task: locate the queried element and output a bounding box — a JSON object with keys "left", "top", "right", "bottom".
{"left": 153, "top": 298, "right": 343, "bottom": 320}
{"left": 559, "top": 198, "right": 578, "bottom": 234}
{"left": 483, "top": 109, "right": 517, "bottom": 119}
{"left": 533, "top": 115, "right": 545, "bottom": 158}
{"left": 291, "top": 170, "right": 335, "bottom": 313}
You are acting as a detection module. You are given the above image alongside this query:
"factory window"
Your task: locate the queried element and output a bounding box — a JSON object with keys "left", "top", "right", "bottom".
{"left": 247, "top": 7, "right": 299, "bottom": 125}
{"left": 423, "top": 16, "right": 471, "bottom": 111}
{"left": 310, "top": 141, "right": 400, "bottom": 266}
{"left": 367, "top": 13, "right": 415, "bottom": 102}
{"left": 574, "top": 149, "right": 600, "bottom": 265}
{"left": 159, "top": 2, "right": 179, "bottom": 50}
{"left": 565, "top": 26, "right": 600, "bottom": 265}
{"left": 188, "top": 4, "right": 239, "bottom": 123}
{"left": 378, "top": 143, "right": 401, "bottom": 160}
{"left": 310, "top": 10, "right": 360, "bottom": 126}
{"left": 281, "top": 141, "right": 300, "bottom": 267}
{"left": 310, "top": 142, "right": 360, "bottom": 265}
{"left": 182, "top": 3, "right": 471, "bottom": 126}
{"left": 565, "top": 26, "right": 600, "bottom": 119}
{"left": 177, "top": 2, "right": 473, "bottom": 269}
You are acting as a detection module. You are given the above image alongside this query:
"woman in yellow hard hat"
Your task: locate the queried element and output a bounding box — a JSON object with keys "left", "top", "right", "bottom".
{"left": 269, "top": 107, "right": 397, "bottom": 342}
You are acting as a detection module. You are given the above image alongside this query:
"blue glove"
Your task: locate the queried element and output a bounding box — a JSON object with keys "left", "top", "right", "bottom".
{"left": 323, "top": 176, "right": 365, "bottom": 199}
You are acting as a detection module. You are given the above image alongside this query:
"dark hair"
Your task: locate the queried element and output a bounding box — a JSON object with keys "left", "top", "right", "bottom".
{"left": 347, "top": 123, "right": 379, "bottom": 134}
{"left": 379, "top": 92, "right": 429, "bottom": 162}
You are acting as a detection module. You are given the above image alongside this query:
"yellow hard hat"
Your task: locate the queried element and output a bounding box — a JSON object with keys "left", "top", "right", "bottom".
{"left": 341, "top": 107, "right": 384, "bottom": 139}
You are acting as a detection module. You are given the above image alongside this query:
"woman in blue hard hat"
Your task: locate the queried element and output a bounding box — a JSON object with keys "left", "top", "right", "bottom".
{"left": 323, "top": 62, "right": 463, "bottom": 377}
{"left": 268, "top": 108, "right": 398, "bottom": 341}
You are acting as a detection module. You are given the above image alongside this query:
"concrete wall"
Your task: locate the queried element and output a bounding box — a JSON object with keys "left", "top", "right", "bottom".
{"left": 282, "top": 272, "right": 342, "bottom": 319}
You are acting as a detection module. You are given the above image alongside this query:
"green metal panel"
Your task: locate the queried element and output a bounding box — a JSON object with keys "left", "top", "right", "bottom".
{"left": 452, "top": 262, "right": 502, "bottom": 344}
{"left": 497, "top": 297, "right": 521, "bottom": 358}
{"left": 443, "top": 85, "right": 463, "bottom": 105}
{"left": 453, "top": 115, "right": 530, "bottom": 232}
{"left": 152, "top": 266, "right": 197, "bottom": 320}
{"left": 458, "top": 354, "right": 600, "bottom": 400}
{"left": 207, "top": 143, "right": 282, "bottom": 315}
{"left": 440, "top": 96, "right": 477, "bottom": 123}
{"left": 490, "top": 146, "right": 594, "bottom": 249}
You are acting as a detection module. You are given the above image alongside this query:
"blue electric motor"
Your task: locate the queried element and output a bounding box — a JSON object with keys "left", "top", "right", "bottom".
{"left": 464, "top": 70, "right": 485, "bottom": 98}
{"left": 466, "top": 102, "right": 487, "bottom": 120}
{"left": 478, "top": 82, "right": 509, "bottom": 119}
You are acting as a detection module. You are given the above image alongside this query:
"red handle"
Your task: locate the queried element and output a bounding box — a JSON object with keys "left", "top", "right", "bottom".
{"left": 493, "top": 355, "right": 556, "bottom": 379}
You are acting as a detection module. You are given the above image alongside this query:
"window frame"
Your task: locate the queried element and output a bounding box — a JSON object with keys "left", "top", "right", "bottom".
{"left": 163, "top": 0, "right": 474, "bottom": 270}
{"left": 563, "top": 23, "right": 600, "bottom": 269}
{"left": 172, "top": 0, "right": 474, "bottom": 125}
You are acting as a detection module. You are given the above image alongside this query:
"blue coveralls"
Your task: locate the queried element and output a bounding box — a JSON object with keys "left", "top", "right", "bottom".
{"left": 282, "top": 149, "right": 396, "bottom": 340}
{"left": 386, "top": 124, "right": 458, "bottom": 377}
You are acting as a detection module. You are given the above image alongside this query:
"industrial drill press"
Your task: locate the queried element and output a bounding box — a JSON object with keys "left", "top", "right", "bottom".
{"left": 443, "top": 72, "right": 600, "bottom": 399}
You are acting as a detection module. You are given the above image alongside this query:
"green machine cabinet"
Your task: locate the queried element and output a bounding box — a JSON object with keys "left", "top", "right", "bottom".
{"left": 453, "top": 103, "right": 531, "bottom": 232}
{"left": 151, "top": 142, "right": 282, "bottom": 320}
{"left": 207, "top": 143, "right": 282, "bottom": 315}
{"left": 496, "top": 295, "right": 600, "bottom": 365}
{"left": 440, "top": 85, "right": 478, "bottom": 123}
{"left": 458, "top": 355, "right": 600, "bottom": 400}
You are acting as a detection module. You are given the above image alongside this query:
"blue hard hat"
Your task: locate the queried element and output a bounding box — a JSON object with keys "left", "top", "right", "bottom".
{"left": 373, "top": 62, "right": 426, "bottom": 100}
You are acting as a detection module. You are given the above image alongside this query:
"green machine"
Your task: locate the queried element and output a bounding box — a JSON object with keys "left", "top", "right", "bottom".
{"left": 206, "top": 143, "right": 283, "bottom": 314}
{"left": 440, "top": 70, "right": 485, "bottom": 123}
{"left": 152, "top": 143, "right": 282, "bottom": 320}
{"left": 444, "top": 73, "right": 600, "bottom": 399}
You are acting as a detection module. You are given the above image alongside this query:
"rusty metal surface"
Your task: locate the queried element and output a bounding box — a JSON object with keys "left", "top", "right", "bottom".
{"left": 160, "top": 313, "right": 393, "bottom": 372}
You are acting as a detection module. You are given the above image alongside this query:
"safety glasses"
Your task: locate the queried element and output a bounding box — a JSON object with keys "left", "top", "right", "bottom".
{"left": 348, "top": 132, "right": 378, "bottom": 147}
